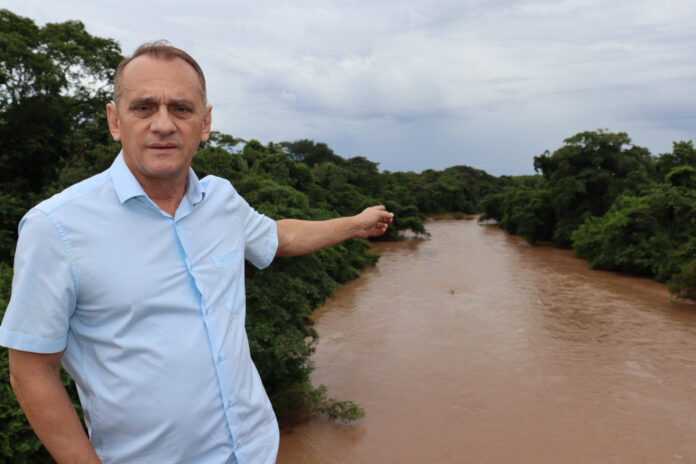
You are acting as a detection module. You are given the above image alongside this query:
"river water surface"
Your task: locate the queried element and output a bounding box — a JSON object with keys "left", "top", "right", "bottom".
{"left": 277, "top": 219, "right": 696, "bottom": 463}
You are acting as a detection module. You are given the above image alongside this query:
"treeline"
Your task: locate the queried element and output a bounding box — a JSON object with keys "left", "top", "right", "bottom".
{"left": 0, "top": 9, "right": 502, "bottom": 462}
{"left": 481, "top": 129, "right": 696, "bottom": 299}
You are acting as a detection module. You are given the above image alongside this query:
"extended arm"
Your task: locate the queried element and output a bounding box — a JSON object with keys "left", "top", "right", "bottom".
{"left": 276, "top": 205, "right": 394, "bottom": 257}
{"left": 8, "top": 349, "right": 101, "bottom": 464}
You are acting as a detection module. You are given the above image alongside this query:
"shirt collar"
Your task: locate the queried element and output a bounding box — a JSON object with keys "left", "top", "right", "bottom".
{"left": 186, "top": 167, "right": 206, "bottom": 206}
{"left": 108, "top": 151, "right": 206, "bottom": 206}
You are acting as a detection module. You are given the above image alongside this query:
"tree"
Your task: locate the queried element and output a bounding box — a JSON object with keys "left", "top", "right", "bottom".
{"left": 480, "top": 184, "right": 554, "bottom": 244}
{"left": 533, "top": 129, "right": 654, "bottom": 246}
{"left": 0, "top": 9, "right": 122, "bottom": 261}
{"left": 204, "top": 130, "right": 245, "bottom": 153}
{"left": 0, "top": 9, "right": 121, "bottom": 190}
{"left": 655, "top": 141, "right": 696, "bottom": 180}
{"left": 572, "top": 181, "right": 696, "bottom": 288}
{"left": 280, "top": 139, "right": 345, "bottom": 167}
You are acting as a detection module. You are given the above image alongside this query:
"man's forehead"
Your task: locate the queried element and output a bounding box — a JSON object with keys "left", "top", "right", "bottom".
{"left": 121, "top": 84, "right": 195, "bottom": 101}
{"left": 123, "top": 53, "right": 195, "bottom": 75}
{"left": 119, "top": 55, "right": 205, "bottom": 102}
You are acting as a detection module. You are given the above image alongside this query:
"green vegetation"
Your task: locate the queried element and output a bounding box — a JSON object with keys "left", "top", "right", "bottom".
{"left": 0, "top": 10, "right": 503, "bottom": 461}
{"left": 480, "top": 130, "right": 696, "bottom": 299}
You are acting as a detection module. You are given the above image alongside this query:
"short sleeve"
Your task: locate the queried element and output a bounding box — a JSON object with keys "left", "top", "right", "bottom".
{"left": 240, "top": 199, "right": 278, "bottom": 270}
{"left": 0, "top": 209, "right": 77, "bottom": 353}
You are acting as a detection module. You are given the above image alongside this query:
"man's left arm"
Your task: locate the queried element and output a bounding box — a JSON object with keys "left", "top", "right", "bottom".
{"left": 276, "top": 205, "right": 394, "bottom": 257}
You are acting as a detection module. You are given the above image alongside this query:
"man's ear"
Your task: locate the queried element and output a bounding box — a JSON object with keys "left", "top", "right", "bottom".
{"left": 200, "top": 105, "right": 213, "bottom": 142}
{"left": 106, "top": 103, "right": 121, "bottom": 141}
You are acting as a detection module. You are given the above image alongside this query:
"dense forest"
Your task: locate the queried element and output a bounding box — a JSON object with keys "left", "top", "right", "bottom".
{"left": 0, "top": 10, "right": 502, "bottom": 462}
{"left": 480, "top": 130, "right": 696, "bottom": 299}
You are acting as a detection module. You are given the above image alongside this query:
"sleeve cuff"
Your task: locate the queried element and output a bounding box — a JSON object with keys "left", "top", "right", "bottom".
{"left": 0, "top": 327, "right": 67, "bottom": 354}
{"left": 250, "top": 220, "right": 278, "bottom": 270}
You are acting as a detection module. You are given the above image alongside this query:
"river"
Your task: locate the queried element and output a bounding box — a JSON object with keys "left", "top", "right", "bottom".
{"left": 277, "top": 219, "right": 696, "bottom": 463}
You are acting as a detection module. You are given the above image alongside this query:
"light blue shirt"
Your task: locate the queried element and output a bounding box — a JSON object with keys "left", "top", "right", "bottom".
{"left": 0, "top": 153, "right": 279, "bottom": 463}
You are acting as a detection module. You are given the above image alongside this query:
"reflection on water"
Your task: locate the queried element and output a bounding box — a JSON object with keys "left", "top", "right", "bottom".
{"left": 278, "top": 220, "right": 696, "bottom": 463}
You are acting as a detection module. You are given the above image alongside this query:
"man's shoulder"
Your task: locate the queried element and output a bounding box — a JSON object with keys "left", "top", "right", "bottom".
{"left": 199, "top": 174, "right": 239, "bottom": 199}
{"left": 34, "top": 170, "right": 113, "bottom": 216}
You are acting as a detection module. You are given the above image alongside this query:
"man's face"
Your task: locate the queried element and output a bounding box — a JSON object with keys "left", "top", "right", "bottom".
{"left": 106, "top": 55, "right": 212, "bottom": 187}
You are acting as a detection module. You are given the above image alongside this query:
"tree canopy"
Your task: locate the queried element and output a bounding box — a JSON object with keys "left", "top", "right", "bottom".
{"left": 480, "top": 129, "right": 696, "bottom": 299}
{"left": 0, "top": 9, "right": 121, "bottom": 260}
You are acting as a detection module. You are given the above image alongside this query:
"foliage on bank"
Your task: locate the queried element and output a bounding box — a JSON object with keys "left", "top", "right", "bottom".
{"left": 0, "top": 9, "right": 503, "bottom": 462}
{"left": 480, "top": 130, "right": 696, "bottom": 298}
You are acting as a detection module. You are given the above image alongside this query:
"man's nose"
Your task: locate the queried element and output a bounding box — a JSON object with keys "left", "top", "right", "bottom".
{"left": 150, "top": 106, "right": 176, "bottom": 134}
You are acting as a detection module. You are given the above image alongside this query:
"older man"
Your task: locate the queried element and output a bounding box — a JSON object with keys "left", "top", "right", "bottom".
{"left": 0, "top": 42, "right": 392, "bottom": 464}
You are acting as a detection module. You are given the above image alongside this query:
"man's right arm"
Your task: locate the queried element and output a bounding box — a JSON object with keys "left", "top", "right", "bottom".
{"left": 8, "top": 349, "right": 101, "bottom": 464}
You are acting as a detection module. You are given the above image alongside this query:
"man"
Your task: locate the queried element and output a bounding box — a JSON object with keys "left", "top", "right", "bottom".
{"left": 0, "top": 42, "right": 393, "bottom": 464}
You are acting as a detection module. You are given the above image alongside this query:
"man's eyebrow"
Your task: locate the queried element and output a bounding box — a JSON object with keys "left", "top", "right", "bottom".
{"left": 127, "top": 97, "right": 196, "bottom": 107}
{"left": 128, "top": 97, "right": 158, "bottom": 107}
{"left": 169, "top": 99, "right": 196, "bottom": 108}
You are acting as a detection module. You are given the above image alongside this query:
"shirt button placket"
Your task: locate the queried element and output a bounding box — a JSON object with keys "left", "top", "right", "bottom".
{"left": 175, "top": 220, "right": 203, "bottom": 306}
{"left": 172, "top": 212, "right": 238, "bottom": 449}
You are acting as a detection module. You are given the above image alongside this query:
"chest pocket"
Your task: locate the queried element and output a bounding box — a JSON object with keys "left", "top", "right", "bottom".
{"left": 211, "top": 248, "right": 245, "bottom": 313}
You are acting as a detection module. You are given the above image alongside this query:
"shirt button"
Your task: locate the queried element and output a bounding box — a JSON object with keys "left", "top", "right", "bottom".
{"left": 218, "top": 354, "right": 223, "bottom": 362}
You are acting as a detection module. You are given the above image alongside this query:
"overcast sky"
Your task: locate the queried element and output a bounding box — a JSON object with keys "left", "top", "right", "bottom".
{"left": 5, "top": 0, "right": 696, "bottom": 175}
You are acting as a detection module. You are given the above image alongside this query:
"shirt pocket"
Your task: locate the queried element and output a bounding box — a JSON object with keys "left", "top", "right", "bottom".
{"left": 211, "top": 248, "right": 245, "bottom": 313}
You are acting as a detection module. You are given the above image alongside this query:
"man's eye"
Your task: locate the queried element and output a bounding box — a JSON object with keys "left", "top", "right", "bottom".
{"left": 172, "top": 106, "right": 193, "bottom": 118}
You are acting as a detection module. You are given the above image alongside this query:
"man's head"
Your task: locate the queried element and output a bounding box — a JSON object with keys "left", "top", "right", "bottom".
{"left": 106, "top": 41, "right": 212, "bottom": 189}
{"left": 113, "top": 41, "right": 207, "bottom": 106}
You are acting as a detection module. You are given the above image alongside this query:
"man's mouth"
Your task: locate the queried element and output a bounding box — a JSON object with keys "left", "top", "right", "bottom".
{"left": 148, "top": 143, "right": 178, "bottom": 153}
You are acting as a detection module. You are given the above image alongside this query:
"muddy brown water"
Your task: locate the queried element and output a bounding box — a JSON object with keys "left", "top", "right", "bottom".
{"left": 277, "top": 219, "right": 696, "bottom": 463}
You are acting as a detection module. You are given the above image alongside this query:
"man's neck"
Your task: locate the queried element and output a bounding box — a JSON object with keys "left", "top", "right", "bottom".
{"left": 135, "top": 173, "right": 188, "bottom": 217}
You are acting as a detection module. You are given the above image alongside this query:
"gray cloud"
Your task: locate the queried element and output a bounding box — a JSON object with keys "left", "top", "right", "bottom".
{"left": 5, "top": 0, "right": 696, "bottom": 175}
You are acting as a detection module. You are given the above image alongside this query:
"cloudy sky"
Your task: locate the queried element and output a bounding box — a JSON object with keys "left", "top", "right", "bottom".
{"left": 5, "top": 0, "right": 696, "bottom": 175}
